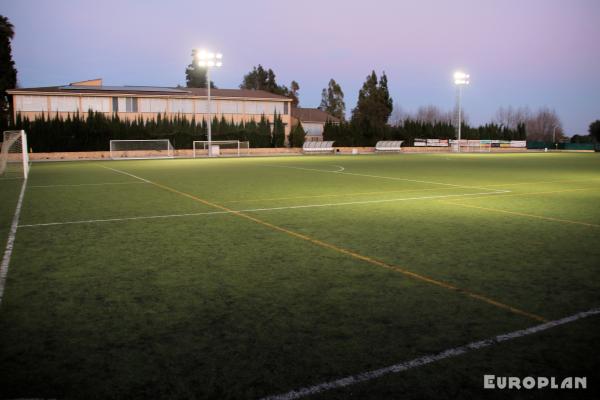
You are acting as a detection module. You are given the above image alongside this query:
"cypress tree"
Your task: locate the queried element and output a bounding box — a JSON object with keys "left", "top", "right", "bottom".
{"left": 289, "top": 121, "right": 306, "bottom": 147}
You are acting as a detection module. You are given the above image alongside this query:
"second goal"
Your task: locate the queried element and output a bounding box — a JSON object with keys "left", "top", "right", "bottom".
{"left": 192, "top": 140, "right": 250, "bottom": 157}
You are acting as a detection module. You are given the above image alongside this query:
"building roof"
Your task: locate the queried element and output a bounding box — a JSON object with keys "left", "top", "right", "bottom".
{"left": 8, "top": 83, "right": 292, "bottom": 101}
{"left": 292, "top": 107, "right": 340, "bottom": 123}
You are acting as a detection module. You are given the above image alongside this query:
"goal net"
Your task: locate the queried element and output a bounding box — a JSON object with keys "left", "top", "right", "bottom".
{"left": 0, "top": 130, "right": 30, "bottom": 179}
{"left": 192, "top": 140, "right": 250, "bottom": 157}
{"left": 109, "top": 139, "right": 174, "bottom": 159}
{"left": 464, "top": 140, "right": 492, "bottom": 153}
{"left": 450, "top": 140, "right": 491, "bottom": 153}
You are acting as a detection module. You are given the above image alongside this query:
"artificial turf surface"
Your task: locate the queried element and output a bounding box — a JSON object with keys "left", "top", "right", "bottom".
{"left": 0, "top": 152, "right": 599, "bottom": 399}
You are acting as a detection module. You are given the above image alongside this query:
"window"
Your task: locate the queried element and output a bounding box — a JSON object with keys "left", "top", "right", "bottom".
{"left": 139, "top": 98, "right": 166, "bottom": 113}
{"left": 127, "top": 98, "right": 138, "bottom": 112}
{"left": 82, "top": 97, "right": 110, "bottom": 113}
{"left": 244, "top": 101, "right": 257, "bottom": 114}
{"left": 255, "top": 101, "right": 284, "bottom": 115}
{"left": 195, "top": 100, "right": 217, "bottom": 114}
{"left": 16, "top": 95, "right": 48, "bottom": 112}
{"left": 112, "top": 97, "right": 119, "bottom": 112}
{"left": 220, "top": 101, "right": 241, "bottom": 114}
{"left": 272, "top": 102, "right": 284, "bottom": 115}
{"left": 117, "top": 97, "right": 138, "bottom": 112}
{"left": 171, "top": 99, "right": 194, "bottom": 114}
{"left": 284, "top": 102, "right": 289, "bottom": 115}
{"left": 50, "top": 96, "right": 79, "bottom": 112}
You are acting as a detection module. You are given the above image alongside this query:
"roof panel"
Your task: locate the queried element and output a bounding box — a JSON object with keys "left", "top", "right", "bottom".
{"left": 60, "top": 85, "right": 190, "bottom": 93}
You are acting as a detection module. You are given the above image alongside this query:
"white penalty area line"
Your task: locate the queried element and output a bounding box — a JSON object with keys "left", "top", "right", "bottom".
{"left": 18, "top": 190, "right": 510, "bottom": 228}
{"left": 269, "top": 165, "right": 506, "bottom": 193}
{"left": 260, "top": 307, "right": 600, "bottom": 400}
{"left": 0, "top": 179, "right": 28, "bottom": 306}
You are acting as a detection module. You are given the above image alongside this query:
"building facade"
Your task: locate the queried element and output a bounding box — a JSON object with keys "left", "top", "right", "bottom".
{"left": 291, "top": 107, "right": 341, "bottom": 141}
{"left": 8, "top": 79, "right": 293, "bottom": 137}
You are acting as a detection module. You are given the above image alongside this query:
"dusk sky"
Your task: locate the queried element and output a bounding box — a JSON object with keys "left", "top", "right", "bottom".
{"left": 3, "top": 0, "right": 599, "bottom": 134}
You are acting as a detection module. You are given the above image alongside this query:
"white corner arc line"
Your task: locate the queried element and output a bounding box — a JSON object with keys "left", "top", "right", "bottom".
{"left": 17, "top": 190, "right": 510, "bottom": 228}
{"left": 0, "top": 179, "right": 28, "bottom": 306}
{"left": 260, "top": 307, "right": 600, "bottom": 400}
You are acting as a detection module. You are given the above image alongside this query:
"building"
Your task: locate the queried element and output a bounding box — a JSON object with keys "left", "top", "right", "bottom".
{"left": 291, "top": 107, "right": 340, "bottom": 141}
{"left": 8, "top": 79, "right": 293, "bottom": 136}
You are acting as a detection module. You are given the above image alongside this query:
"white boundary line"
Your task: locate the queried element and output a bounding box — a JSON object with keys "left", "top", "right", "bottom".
{"left": 29, "top": 181, "right": 147, "bottom": 188}
{"left": 0, "top": 179, "right": 28, "bottom": 306}
{"left": 18, "top": 190, "right": 510, "bottom": 228}
{"left": 260, "top": 307, "right": 600, "bottom": 400}
{"left": 268, "top": 165, "right": 506, "bottom": 192}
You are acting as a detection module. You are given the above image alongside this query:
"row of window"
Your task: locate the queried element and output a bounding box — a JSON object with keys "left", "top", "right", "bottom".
{"left": 15, "top": 95, "right": 288, "bottom": 115}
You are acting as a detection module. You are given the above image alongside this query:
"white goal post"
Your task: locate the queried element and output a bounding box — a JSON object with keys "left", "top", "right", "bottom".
{"left": 109, "top": 139, "right": 174, "bottom": 160}
{"left": 192, "top": 140, "right": 250, "bottom": 157}
{"left": 1, "top": 130, "right": 30, "bottom": 179}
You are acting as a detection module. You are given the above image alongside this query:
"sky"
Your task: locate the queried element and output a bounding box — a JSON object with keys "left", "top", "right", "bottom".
{"left": 2, "top": 0, "right": 599, "bottom": 135}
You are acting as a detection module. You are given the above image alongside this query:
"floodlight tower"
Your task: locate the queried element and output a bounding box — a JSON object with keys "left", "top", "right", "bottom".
{"left": 454, "top": 71, "right": 470, "bottom": 153}
{"left": 195, "top": 50, "right": 223, "bottom": 157}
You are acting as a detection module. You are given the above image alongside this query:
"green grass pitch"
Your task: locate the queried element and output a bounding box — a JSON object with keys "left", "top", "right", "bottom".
{"left": 0, "top": 152, "right": 599, "bottom": 399}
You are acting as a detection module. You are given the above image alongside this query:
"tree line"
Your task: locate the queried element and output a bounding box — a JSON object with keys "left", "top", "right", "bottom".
{"left": 7, "top": 111, "right": 290, "bottom": 152}
{"left": 323, "top": 120, "right": 526, "bottom": 147}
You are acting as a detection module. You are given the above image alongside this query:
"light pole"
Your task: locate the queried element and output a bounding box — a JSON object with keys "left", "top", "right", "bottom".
{"left": 552, "top": 125, "right": 558, "bottom": 150}
{"left": 195, "top": 49, "right": 223, "bottom": 157}
{"left": 454, "top": 71, "right": 470, "bottom": 153}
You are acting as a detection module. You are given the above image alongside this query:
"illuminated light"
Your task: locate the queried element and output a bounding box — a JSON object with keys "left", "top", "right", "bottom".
{"left": 207, "top": 61, "right": 215, "bottom": 67}
{"left": 207, "top": 52, "right": 215, "bottom": 60}
{"left": 197, "top": 60, "right": 207, "bottom": 67}
{"left": 454, "top": 71, "right": 470, "bottom": 86}
{"left": 216, "top": 53, "right": 223, "bottom": 59}
{"left": 197, "top": 50, "right": 207, "bottom": 60}
{"left": 216, "top": 61, "right": 223, "bottom": 67}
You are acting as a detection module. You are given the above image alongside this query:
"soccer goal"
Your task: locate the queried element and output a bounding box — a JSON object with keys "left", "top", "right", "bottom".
{"left": 464, "top": 140, "right": 492, "bottom": 153}
{"left": 0, "top": 130, "right": 30, "bottom": 179}
{"left": 192, "top": 140, "right": 250, "bottom": 157}
{"left": 109, "top": 139, "right": 174, "bottom": 160}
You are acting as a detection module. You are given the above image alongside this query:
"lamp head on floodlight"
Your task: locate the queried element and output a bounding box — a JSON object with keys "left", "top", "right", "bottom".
{"left": 454, "top": 71, "right": 470, "bottom": 85}
{"left": 195, "top": 49, "right": 223, "bottom": 68}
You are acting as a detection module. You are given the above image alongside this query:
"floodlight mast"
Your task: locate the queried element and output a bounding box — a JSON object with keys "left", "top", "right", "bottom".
{"left": 453, "top": 71, "right": 470, "bottom": 153}
{"left": 195, "top": 49, "right": 223, "bottom": 157}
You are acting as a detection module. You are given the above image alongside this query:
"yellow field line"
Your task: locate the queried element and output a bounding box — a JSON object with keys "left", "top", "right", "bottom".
{"left": 144, "top": 180, "right": 547, "bottom": 323}
{"left": 446, "top": 202, "right": 600, "bottom": 228}
{"left": 446, "top": 187, "right": 593, "bottom": 201}
{"left": 223, "top": 186, "right": 465, "bottom": 203}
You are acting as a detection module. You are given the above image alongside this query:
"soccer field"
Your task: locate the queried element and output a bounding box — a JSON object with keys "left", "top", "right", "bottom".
{"left": 1, "top": 153, "right": 599, "bottom": 399}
